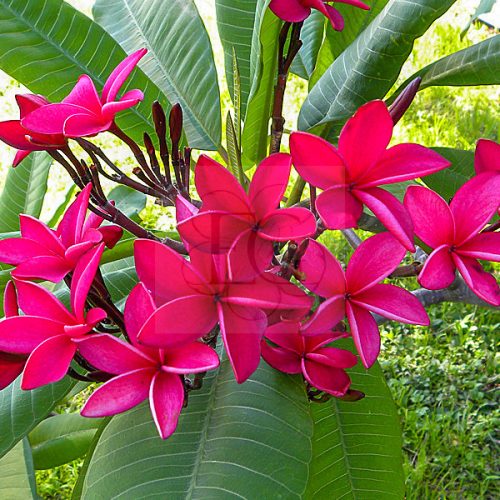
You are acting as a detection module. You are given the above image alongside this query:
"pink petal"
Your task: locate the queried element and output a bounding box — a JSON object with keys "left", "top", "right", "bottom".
{"left": 14, "top": 279, "right": 74, "bottom": 324}
{"left": 195, "top": 155, "right": 252, "bottom": 215}
{"left": 71, "top": 243, "right": 105, "bottom": 321}
{"left": 458, "top": 232, "right": 500, "bottom": 262}
{"left": 21, "top": 103, "right": 88, "bottom": 135}
{"left": 352, "top": 283, "right": 430, "bottom": 325}
{"left": 16, "top": 94, "right": 48, "bottom": 116}
{"left": 83, "top": 211, "right": 104, "bottom": 231}
{"left": 3, "top": 281, "right": 18, "bottom": 317}
{"left": 58, "top": 183, "right": 92, "bottom": 247}
{"left": 450, "top": 173, "right": 500, "bottom": 245}
{"left": 21, "top": 335, "right": 76, "bottom": 389}
{"left": 177, "top": 211, "right": 251, "bottom": 254}
{"left": 453, "top": 255, "right": 500, "bottom": 306}
{"left": 19, "top": 215, "right": 65, "bottom": 255}
{"left": 13, "top": 150, "right": 32, "bottom": 167}
{"left": 357, "top": 144, "right": 450, "bottom": 188}
{"left": 290, "top": 131, "right": 347, "bottom": 189}
{"left": 149, "top": 371, "right": 184, "bottom": 439}
{"left": 259, "top": 207, "right": 316, "bottom": 241}
{"left": 302, "top": 359, "right": 351, "bottom": 397}
{"left": 418, "top": 245, "right": 456, "bottom": 290}
{"left": 323, "top": 4, "right": 344, "bottom": 30}
{"left": 98, "top": 225, "right": 123, "bottom": 248}
{"left": 315, "top": 187, "right": 363, "bottom": 229}
{"left": 163, "top": 342, "right": 220, "bottom": 374}
{"left": 261, "top": 341, "right": 302, "bottom": 374}
{"left": 0, "top": 316, "right": 64, "bottom": 353}
{"left": 0, "top": 120, "right": 37, "bottom": 150}
{"left": 64, "top": 113, "right": 108, "bottom": 138}
{"left": 346, "top": 232, "right": 406, "bottom": 294}
{"left": 404, "top": 186, "right": 454, "bottom": 248}
{"left": 248, "top": 153, "right": 292, "bottom": 219}
{"left": 264, "top": 320, "right": 303, "bottom": 354}
{"left": 0, "top": 354, "right": 25, "bottom": 390}
{"left": 102, "top": 93, "right": 144, "bottom": 121}
{"left": 301, "top": 296, "right": 346, "bottom": 336}
{"left": 335, "top": 0, "right": 370, "bottom": 9}
{"left": 101, "top": 49, "right": 148, "bottom": 104}
{"left": 81, "top": 368, "right": 154, "bottom": 417}
{"left": 304, "top": 332, "right": 348, "bottom": 352}
{"left": 65, "top": 238, "right": 101, "bottom": 266}
{"left": 299, "top": 239, "right": 346, "bottom": 297}
{"left": 269, "top": 0, "right": 310, "bottom": 22}
{"left": 85, "top": 308, "right": 107, "bottom": 327}
{"left": 0, "top": 237, "right": 47, "bottom": 265}
{"left": 475, "top": 139, "right": 500, "bottom": 174}
{"left": 12, "top": 256, "right": 71, "bottom": 282}
{"left": 190, "top": 249, "right": 227, "bottom": 286}
{"left": 134, "top": 239, "right": 209, "bottom": 305}
{"left": 218, "top": 302, "right": 267, "bottom": 383}
{"left": 346, "top": 302, "right": 380, "bottom": 369}
{"left": 306, "top": 347, "right": 357, "bottom": 369}
{"left": 138, "top": 295, "right": 217, "bottom": 349}
{"left": 355, "top": 187, "right": 415, "bottom": 251}
{"left": 78, "top": 333, "right": 153, "bottom": 374}
{"left": 63, "top": 75, "right": 102, "bottom": 114}
{"left": 338, "top": 100, "right": 393, "bottom": 181}
{"left": 124, "top": 283, "right": 156, "bottom": 346}
{"left": 227, "top": 229, "right": 274, "bottom": 282}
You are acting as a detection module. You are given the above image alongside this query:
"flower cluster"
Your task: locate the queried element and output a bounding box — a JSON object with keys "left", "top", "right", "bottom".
{"left": 0, "top": 45, "right": 498, "bottom": 441}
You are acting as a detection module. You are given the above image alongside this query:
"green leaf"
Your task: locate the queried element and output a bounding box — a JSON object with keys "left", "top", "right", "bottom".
{"left": 422, "top": 148, "right": 475, "bottom": 201}
{"left": 299, "top": 0, "right": 456, "bottom": 138}
{"left": 0, "top": 152, "right": 51, "bottom": 233}
{"left": 391, "top": 35, "right": 500, "bottom": 102}
{"left": 242, "top": 1, "right": 281, "bottom": 164}
{"left": 29, "top": 413, "right": 102, "bottom": 470}
{"left": 106, "top": 185, "right": 146, "bottom": 220}
{"left": 233, "top": 48, "right": 243, "bottom": 148}
{"left": 79, "top": 359, "right": 313, "bottom": 498}
{"left": 216, "top": 0, "right": 258, "bottom": 115}
{"left": 226, "top": 111, "right": 246, "bottom": 187}
{"left": 93, "top": 0, "right": 222, "bottom": 151}
{"left": 0, "top": 377, "right": 74, "bottom": 458}
{"left": 291, "top": 10, "right": 325, "bottom": 80}
{"left": 101, "top": 256, "right": 138, "bottom": 307}
{"left": 0, "top": 439, "right": 37, "bottom": 499}
{"left": 0, "top": 0, "right": 167, "bottom": 144}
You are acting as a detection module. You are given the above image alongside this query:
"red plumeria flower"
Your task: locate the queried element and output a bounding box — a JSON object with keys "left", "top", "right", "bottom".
{"left": 0, "top": 245, "right": 107, "bottom": 390}
{"left": 78, "top": 283, "right": 219, "bottom": 439}
{"left": 404, "top": 175, "right": 500, "bottom": 306}
{"left": 178, "top": 153, "right": 317, "bottom": 280}
{"left": 290, "top": 100, "right": 450, "bottom": 251}
{"left": 475, "top": 139, "right": 500, "bottom": 215}
{"left": 134, "top": 239, "right": 313, "bottom": 383}
{"left": 0, "top": 94, "right": 66, "bottom": 167}
{"left": 269, "top": 0, "right": 370, "bottom": 31}
{"left": 0, "top": 281, "right": 26, "bottom": 390}
{"left": 299, "top": 233, "right": 430, "bottom": 368}
{"left": 22, "top": 49, "right": 147, "bottom": 138}
{"left": 0, "top": 183, "right": 122, "bottom": 282}
{"left": 262, "top": 310, "right": 357, "bottom": 397}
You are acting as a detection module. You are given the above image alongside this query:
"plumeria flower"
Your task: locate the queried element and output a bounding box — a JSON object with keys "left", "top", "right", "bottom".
{"left": 290, "top": 100, "right": 450, "bottom": 251}
{"left": 178, "top": 153, "right": 317, "bottom": 280}
{"left": 0, "top": 281, "right": 26, "bottom": 390}
{"left": 269, "top": 0, "right": 370, "bottom": 31}
{"left": 0, "top": 94, "right": 66, "bottom": 167}
{"left": 0, "top": 244, "right": 106, "bottom": 390}
{"left": 78, "top": 283, "right": 219, "bottom": 439}
{"left": 475, "top": 139, "right": 500, "bottom": 215}
{"left": 299, "top": 233, "right": 430, "bottom": 368}
{"left": 404, "top": 175, "right": 500, "bottom": 306}
{"left": 134, "top": 239, "right": 313, "bottom": 383}
{"left": 0, "top": 183, "right": 122, "bottom": 282}
{"left": 22, "top": 49, "right": 147, "bottom": 138}
{"left": 262, "top": 309, "right": 357, "bottom": 397}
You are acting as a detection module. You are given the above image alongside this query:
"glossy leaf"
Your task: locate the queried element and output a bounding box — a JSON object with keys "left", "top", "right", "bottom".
{"left": 107, "top": 185, "right": 146, "bottom": 220}
{"left": 0, "top": 439, "right": 37, "bottom": 499}
{"left": 93, "top": 0, "right": 222, "bottom": 151}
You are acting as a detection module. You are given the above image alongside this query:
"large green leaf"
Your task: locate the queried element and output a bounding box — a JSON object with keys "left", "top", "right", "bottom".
{"left": 0, "top": 0, "right": 167, "bottom": 144}
{"left": 101, "top": 256, "right": 138, "bottom": 307}
{"left": 106, "top": 185, "right": 146, "bottom": 220}
{"left": 0, "top": 439, "right": 37, "bottom": 499}
{"left": 29, "top": 413, "right": 102, "bottom": 469}
{"left": 299, "top": 0, "right": 456, "bottom": 138}
{"left": 93, "top": 0, "right": 222, "bottom": 152}
{"left": 0, "top": 152, "right": 51, "bottom": 233}
{"left": 215, "top": 0, "right": 258, "bottom": 114}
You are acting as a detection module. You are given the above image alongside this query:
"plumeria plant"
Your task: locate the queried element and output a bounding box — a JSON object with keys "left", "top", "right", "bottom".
{"left": 0, "top": 0, "right": 498, "bottom": 497}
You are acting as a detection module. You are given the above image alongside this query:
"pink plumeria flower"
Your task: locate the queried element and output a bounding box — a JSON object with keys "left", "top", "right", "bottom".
{"left": 78, "top": 283, "right": 219, "bottom": 439}
{"left": 0, "top": 94, "right": 67, "bottom": 166}
{"left": 178, "top": 153, "right": 317, "bottom": 280}
{"left": 21, "top": 49, "right": 147, "bottom": 138}
{"left": 0, "top": 183, "right": 122, "bottom": 282}
{"left": 262, "top": 310, "right": 357, "bottom": 397}
{"left": 0, "top": 245, "right": 107, "bottom": 390}
{"left": 290, "top": 100, "right": 451, "bottom": 251}
{"left": 404, "top": 175, "right": 500, "bottom": 306}
{"left": 0, "top": 281, "right": 26, "bottom": 390}
{"left": 475, "top": 139, "right": 500, "bottom": 215}
{"left": 134, "top": 239, "right": 313, "bottom": 383}
{"left": 269, "top": 0, "right": 370, "bottom": 31}
{"left": 299, "top": 233, "right": 430, "bottom": 368}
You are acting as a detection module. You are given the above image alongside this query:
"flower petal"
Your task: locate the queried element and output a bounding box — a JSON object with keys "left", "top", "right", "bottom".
{"left": 302, "top": 359, "right": 351, "bottom": 397}
{"left": 0, "top": 354, "right": 25, "bottom": 390}
{"left": 290, "top": 131, "right": 347, "bottom": 189}
{"left": 261, "top": 341, "right": 302, "bottom": 374}
{"left": 102, "top": 94, "right": 144, "bottom": 121}
{"left": 58, "top": 183, "right": 92, "bottom": 247}
{"left": 269, "top": 0, "right": 310, "bottom": 22}
{"left": 63, "top": 74, "right": 102, "bottom": 114}
{"left": 21, "top": 335, "right": 76, "bottom": 389}
{"left": 418, "top": 245, "right": 456, "bottom": 290}
{"left": 474, "top": 139, "right": 500, "bottom": 174}
{"left": 3, "top": 281, "right": 18, "bottom": 317}
{"left": 0, "top": 237, "right": 47, "bottom": 265}
{"left": 12, "top": 255, "right": 71, "bottom": 282}
{"left": 260, "top": 207, "right": 316, "bottom": 241}
{"left": 458, "top": 232, "right": 500, "bottom": 262}
{"left": 0, "top": 120, "right": 36, "bottom": 150}
{"left": 19, "top": 215, "right": 65, "bottom": 255}
{"left": 315, "top": 187, "right": 363, "bottom": 230}
{"left": 346, "top": 302, "right": 380, "bottom": 369}
{"left": 264, "top": 320, "right": 303, "bottom": 354}
{"left": 22, "top": 103, "right": 88, "bottom": 135}
{"left": 81, "top": 368, "right": 154, "bottom": 417}
{"left": 163, "top": 342, "right": 219, "bottom": 374}
{"left": 306, "top": 347, "right": 357, "bottom": 369}
{"left": 124, "top": 283, "right": 156, "bottom": 346}
{"left": 301, "top": 296, "right": 346, "bottom": 336}
{"left": 64, "top": 113, "right": 108, "bottom": 138}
